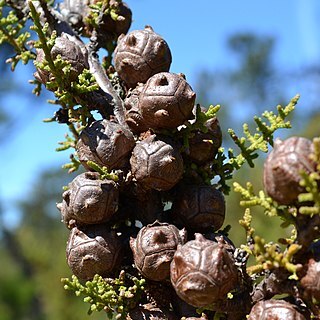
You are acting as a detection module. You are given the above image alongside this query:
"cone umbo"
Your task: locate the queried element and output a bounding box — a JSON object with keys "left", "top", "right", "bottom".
{"left": 57, "top": 171, "right": 119, "bottom": 227}
{"left": 59, "top": 0, "right": 90, "bottom": 31}
{"left": 130, "top": 221, "right": 187, "bottom": 281}
{"left": 114, "top": 26, "right": 172, "bottom": 88}
{"left": 130, "top": 134, "right": 184, "bottom": 191}
{"left": 170, "top": 233, "right": 239, "bottom": 307}
{"left": 66, "top": 224, "right": 124, "bottom": 281}
{"left": 171, "top": 184, "right": 225, "bottom": 233}
{"left": 139, "top": 72, "right": 196, "bottom": 130}
{"left": 76, "top": 119, "right": 135, "bottom": 170}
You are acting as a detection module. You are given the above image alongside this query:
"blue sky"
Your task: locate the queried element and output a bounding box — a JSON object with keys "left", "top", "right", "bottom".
{"left": 1, "top": 0, "right": 320, "bottom": 227}
{"left": 130, "top": 0, "right": 320, "bottom": 75}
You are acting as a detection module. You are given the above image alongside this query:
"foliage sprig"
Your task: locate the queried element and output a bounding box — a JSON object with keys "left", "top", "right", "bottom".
{"left": 239, "top": 208, "right": 255, "bottom": 240}
{"left": 0, "top": 1, "right": 35, "bottom": 69}
{"left": 86, "top": 160, "right": 119, "bottom": 182}
{"left": 227, "top": 94, "right": 298, "bottom": 170}
{"left": 56, "top": 133, "right": 78, "bottom": 152}
{"left": 62, "top": 154, "right": 81, "bottom": 174}
{"left": 61, "top": 271, "right": 146, "bottom": 319}
{"left": 238, "top": 208, "right": 301, "bottom": 278}
{"left": 233, "top": 181, "right": 297, "bottom": 226}
{"left": 246, "top": 236, "right": 302, "bottom": 279}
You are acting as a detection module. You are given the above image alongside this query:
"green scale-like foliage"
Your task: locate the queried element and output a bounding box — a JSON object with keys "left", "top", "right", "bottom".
{"left": 62, "top": 272, "right": 145, "bottom": 319}
{"left": 0, "top": 0, "right": 35, "bottom": 69}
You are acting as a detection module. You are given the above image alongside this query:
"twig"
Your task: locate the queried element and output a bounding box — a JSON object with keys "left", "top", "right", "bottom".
{"left": 87, "top": 49, "right": 128, "bottom": 128}
{"left": 36, "top": 0, "right": 76, "bottom": 36}
{"left": 87, "top": 3, "right": 129, "bottom": 130}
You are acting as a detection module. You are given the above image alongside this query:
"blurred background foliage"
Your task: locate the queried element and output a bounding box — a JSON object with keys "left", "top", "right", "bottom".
{"left": 1, "top": 3, "right": 320, "bottom": 320}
